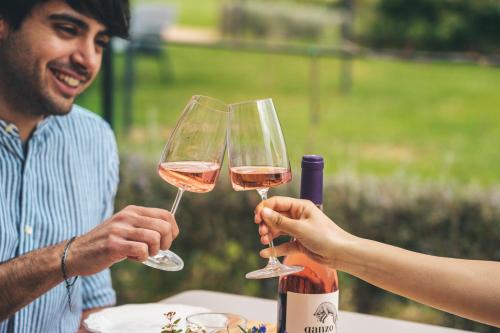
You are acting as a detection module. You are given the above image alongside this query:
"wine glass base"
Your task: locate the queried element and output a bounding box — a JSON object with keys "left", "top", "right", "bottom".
{"left": 245, "top": 263, "right": 303, "bottom": 279}
{"left": 143, "top": 250, "right": 184, "bottom": 271}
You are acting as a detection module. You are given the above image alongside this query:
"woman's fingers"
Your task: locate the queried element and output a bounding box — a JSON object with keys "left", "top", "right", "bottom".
{"left": 255, "top": 198, "right": 310, "bottom": 244}
{"left": 256, "top": 196, "right": 311, "bottom": 220}
{"left": 259, "top": 240, "right": 301, "bottom": 258}
{"left": 260, "top": 207, "right": 301, "bottom": 237}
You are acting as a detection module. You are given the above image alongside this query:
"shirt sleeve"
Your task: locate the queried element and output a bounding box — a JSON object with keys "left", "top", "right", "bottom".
{"left": 101, "top": 125, "right": 120, "bottom": 220}
{"left": 81, "top": 269, "right": 117, "bottom": 309}
{"left": 82, "top": 122, "right": 119, "bottom": 310}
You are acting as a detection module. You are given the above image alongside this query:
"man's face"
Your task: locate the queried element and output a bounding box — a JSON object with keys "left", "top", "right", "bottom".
{"left": 0, "top": 0, "right": 110, "bottom": 116}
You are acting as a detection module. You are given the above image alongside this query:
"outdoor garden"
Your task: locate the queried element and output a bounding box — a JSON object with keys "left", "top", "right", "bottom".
{"left": 77, "top": 1, "right": 500, "bottom": 332}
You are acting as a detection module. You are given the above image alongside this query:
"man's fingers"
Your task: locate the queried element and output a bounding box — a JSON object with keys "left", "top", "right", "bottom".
{"left": 259, "top": 241, "right": 300, "bottom": 258}
{"left": 122, "top": 240, "right": 149, "bottom": 262}
{"left": 125, "top": 205, "right": 171, "bottom": 220}
{"left": 159, "top": 228, "right": 173, "bottom": 251}
{"left": 125, "top": 206, "right": 179, "bottom": 238}
{"left": 119, "top": 215, "right": 176, "bottom": 255}
{"left": 123, "top": 228, "right": 161, "bottom": 257}
{"left": 131, "top": 216, "right": 178, "bottom": 244}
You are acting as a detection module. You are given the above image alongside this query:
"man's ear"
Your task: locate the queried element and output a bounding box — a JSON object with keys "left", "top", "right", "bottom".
{"left": 0, "top": 16, "right": 8, "bottom": 39}
{"left": 0, "top": 18, "right": 6, "bottom": 39}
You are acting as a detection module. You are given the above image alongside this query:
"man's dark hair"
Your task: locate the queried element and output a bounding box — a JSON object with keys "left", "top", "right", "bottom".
{"left": 0, "top": 0, "right": 130, "bottom": 38}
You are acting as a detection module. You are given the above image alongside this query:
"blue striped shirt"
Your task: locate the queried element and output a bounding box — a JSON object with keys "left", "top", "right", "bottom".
{"left": 0, "top": 106, "right": 118, "bottom": 333}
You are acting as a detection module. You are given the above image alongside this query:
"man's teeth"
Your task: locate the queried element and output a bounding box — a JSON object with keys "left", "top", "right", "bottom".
{"left": 55, "top": 72, "right": 80, "bottom": 88}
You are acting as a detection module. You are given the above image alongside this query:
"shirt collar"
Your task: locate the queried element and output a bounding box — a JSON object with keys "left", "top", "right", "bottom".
{"left": 0, "top": 115, "right": 56, "bottom": 139}
{"left": 0, "top": 118, "right": 20, "bottom": 137}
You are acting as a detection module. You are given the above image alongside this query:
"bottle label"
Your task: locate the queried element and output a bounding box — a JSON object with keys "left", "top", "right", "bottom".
{"left": 285, "top": 291, "right": 339, "bottom": 333}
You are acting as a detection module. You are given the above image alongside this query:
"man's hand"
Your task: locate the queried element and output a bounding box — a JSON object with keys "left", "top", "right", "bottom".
{"left": 78, "top": 307, "right": 105, "bottom": 332}
{"left": 67, "top": 205, "right": 179, "bottom": 277}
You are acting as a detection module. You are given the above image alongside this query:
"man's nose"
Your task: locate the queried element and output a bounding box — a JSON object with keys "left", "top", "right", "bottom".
{"left": 70, "top": 38, "right": 101, "bottom": 77}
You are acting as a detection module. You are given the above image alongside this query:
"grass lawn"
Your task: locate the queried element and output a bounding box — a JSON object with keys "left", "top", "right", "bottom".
{"left": 76, "top": 4, "right": 499, "bottom": 332}
{"left": 79, "top": 45, "right": 500, "bottom": 185}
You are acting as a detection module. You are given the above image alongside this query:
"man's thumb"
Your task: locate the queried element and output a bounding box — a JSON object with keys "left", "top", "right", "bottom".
{"left": 261, "top": 207, "right": 297, "bottom": 235}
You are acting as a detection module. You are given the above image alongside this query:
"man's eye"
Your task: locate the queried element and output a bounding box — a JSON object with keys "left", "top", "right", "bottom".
{"left": 96, "top": 39, "right": 110, "bottom": 49}
{"left": 57, "top": 25, "right": 78, "bottom": 36}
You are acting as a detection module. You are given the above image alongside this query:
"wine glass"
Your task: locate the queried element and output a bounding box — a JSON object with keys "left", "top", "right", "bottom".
{"left": 227, "top": 98, "right": 303, "bottom": 279}
{"left": 186, "top": 313, "right": 247, "bottom": 333}
{"left": 143, "top": 95, "right": 229, "bottom": 271}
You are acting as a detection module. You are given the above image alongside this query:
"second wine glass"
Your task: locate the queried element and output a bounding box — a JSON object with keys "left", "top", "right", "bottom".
{"left": 228, "top": 98, "right": 303, "bottom": 279}
{"left": 143, "top": 95, "right": 229, "bottom": 271}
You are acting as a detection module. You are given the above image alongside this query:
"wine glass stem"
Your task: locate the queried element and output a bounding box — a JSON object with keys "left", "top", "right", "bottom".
{"left": 257, "top": 188, "right": 279, "bottom": 262}
{"left": 170, "top": 188, "right": 185, "bottom": 216}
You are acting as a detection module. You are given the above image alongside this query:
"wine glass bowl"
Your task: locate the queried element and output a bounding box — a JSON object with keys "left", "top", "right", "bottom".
{"left": 227, "top": 98, "right": 303, "bottom": 279}
{"left": 158, "top": 161, "right": 221, "bottom": 193}
{"left": 143, "top": 95, "right": 229, "bottom": 271}
{"left": 229, "top": 166, "right": 292, "bottom": 191}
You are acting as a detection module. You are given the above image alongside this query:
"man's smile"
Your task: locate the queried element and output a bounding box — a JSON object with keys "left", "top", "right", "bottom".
{"left": 49, "top": 66, "right": 88, "bottom": 96}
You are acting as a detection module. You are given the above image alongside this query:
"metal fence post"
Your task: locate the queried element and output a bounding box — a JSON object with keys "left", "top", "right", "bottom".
{"left": 309, "top": 48, "right": 320, "bottom": 125}
{"left": 339, "top": 0, "right": 354, "bottom": 94}
{"left": 102, "top": 44, "right": 114, "bottom": 129}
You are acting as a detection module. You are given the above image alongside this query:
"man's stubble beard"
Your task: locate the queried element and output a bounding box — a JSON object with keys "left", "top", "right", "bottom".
{"left": 0, "top": 34, "right": 75, "bottom": 118}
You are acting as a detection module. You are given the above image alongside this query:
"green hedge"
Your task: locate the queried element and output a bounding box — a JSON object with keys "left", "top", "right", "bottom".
{"left": 112, "top": 154, "right": 499, "bottom": 332}
{"left": 360, "top": 0, "right": 500, "bottom": 53}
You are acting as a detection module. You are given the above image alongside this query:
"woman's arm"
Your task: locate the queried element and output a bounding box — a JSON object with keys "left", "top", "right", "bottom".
{"left": 255, "top": 196, "right": 500, "bottom": 327}
{"left": 343, "top": 237, "right": 500, "bottom": 327}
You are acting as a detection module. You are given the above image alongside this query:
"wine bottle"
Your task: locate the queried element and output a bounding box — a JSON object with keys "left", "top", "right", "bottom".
{"left": 277, "top": 155, "right": 339, "bottom": 333}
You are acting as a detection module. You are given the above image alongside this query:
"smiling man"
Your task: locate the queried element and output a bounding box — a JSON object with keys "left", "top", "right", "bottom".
{"left": 0, "top": 1, "right": 180, "bottom": 332}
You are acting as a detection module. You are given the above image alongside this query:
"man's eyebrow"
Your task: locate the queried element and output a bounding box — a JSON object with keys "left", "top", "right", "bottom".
{"left": 48, "top": 13, "right": 89, "bottom": 30}
{"left": 48, "top": 13, "right": 111, "bottom": 37}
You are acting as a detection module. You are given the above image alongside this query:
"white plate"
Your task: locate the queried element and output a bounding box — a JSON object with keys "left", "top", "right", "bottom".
{"left": 84, "top": 303, "right": 210, "bottom": 333}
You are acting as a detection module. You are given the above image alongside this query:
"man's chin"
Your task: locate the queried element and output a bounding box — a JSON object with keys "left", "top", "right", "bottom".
{"left": 40, "top": 97, "right": 74, "bottom": 116}
{"left": 53, "top": 103, "right": 74, "bottom": 116}
{"left": 54, "top": 92, "right": 77, "bottom": 112}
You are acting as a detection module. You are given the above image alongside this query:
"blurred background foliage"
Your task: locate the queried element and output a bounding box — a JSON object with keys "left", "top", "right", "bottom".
{"left": 359, "top": 0, "right": 500, "bottom": 53}
{"left": 78, "top": 0, "right": 500, "bottom": 332}
{"left": 113, "top": 156, "right": 500, "bottom": 332}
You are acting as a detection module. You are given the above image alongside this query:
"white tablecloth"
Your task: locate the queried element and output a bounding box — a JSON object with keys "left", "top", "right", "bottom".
{"left": 160, "top": 289, "right": 475, "bottom": 333}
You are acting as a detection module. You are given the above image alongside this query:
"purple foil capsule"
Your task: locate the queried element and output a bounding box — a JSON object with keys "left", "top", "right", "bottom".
{"left": 300, "top": 155, "right": 324, "bottom": 206}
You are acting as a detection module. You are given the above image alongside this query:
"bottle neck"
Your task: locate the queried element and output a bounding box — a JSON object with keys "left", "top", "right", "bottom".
{"left": 300, "top": 156, "right": 324, "bottom": 206}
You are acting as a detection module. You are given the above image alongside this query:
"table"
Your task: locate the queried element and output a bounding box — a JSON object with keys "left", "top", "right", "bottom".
{"left": 160, "top": 290, "right": 474, "bottom": 333}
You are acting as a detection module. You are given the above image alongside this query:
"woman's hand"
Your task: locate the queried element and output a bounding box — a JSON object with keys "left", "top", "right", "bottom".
{"left": 254, "top": 196, "right": 356, "bottom": 269}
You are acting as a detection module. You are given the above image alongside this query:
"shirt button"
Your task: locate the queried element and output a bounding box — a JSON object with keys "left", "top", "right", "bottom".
{"left": 5, "top": 123, "right": 16, "bottom": 134}
{"left": 24, "top": 225, "right": 33, "bottom": 235}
